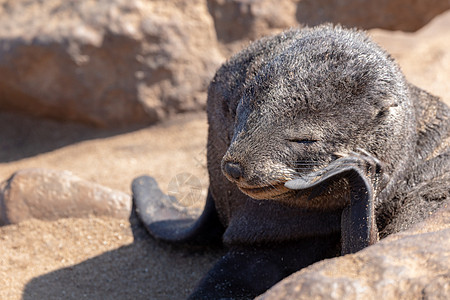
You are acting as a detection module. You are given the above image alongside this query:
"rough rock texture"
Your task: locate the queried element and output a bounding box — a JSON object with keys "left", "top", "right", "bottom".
{"left": 207, "top": 0, "right": 299, "bottom": 43}
{"left": 1, "top": 1, "right": 449, "bottom": 127}
{"left": 371, "top": 10, "right": 450, "bottom": 105}
{"left": 207, "top": 0, "right": 450, "bottom": 43}
{"left": 296, "top": 0, "right": 450, "bottom": 32}
{"left": 0, "top": 0, "right": 223, "bottom": 127}
{"left": 0, "top": 168, "right": 131, "bottom": 225}
{"left": 258, "top": 201, "right": 450, "bottom": 300}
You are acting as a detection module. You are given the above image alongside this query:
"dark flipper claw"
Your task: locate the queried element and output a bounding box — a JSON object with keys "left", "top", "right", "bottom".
{"left": 132, "top": 175, "right": 224, "bottom": 245}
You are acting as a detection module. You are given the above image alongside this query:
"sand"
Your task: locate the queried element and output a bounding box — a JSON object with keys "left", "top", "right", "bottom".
{"left": 1, "top": 10, "right": 450, "bottom": 300}
{"left": 0, "top": 112, "right": 224, "bottom": 300}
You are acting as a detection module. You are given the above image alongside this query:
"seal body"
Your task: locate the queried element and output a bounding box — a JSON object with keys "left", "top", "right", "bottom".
{"left": 208, "top": 25, "right": 417, "bottom": 244}
{"left": 132, "top": 25, "right": 450, "bottom": 299}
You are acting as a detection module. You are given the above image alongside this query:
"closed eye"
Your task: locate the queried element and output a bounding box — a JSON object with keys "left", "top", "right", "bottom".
{"left": 288, "top": 139, "right": 318, "bottom": 144}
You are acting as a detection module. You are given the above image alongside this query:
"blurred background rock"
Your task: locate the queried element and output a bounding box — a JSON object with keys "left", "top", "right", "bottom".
{"left": 0, "top": 0, "right": 449, "bottom": 128}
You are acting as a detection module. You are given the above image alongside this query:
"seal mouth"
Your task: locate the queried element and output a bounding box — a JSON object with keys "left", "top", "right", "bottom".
{"left": 238, "top": 183, "right": 292, "bottom": 200}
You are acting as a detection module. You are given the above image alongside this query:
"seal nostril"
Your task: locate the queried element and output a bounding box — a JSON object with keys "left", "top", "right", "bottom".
{"left": 224, "top": 162, "right": 243, "bottom": 180}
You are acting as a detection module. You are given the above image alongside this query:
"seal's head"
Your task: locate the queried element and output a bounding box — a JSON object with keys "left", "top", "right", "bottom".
{"left": 221, "top": 26, "right": 415, "bottom": 207}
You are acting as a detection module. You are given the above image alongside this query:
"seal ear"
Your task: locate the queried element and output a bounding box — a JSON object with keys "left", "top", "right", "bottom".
{"left": 131, "top": 175, "right": 224, "bottom": 244}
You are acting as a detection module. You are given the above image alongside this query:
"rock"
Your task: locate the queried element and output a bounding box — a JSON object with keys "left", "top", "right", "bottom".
{"left": 207, "top": 0, "right": 450, "bottom": 43}
{"left": 257, "top": 201, "right": 450, "bottom": 300}
{"left": 207, "top": 0, "right": 299, "bottom": 43}
{"left": 1, "top": 1, "right": 448, "bottom": 127}
{"left": 0, "top": 168, "right": 131, "bottom": 225}
{"left": 0, "top": 0, "right": 223, "bottom": 127}
{"left": 370, "top": 10, "right": 450, "bottom": 106}
{"left": 296, "top": 0, "right": 450, "bottom": 32}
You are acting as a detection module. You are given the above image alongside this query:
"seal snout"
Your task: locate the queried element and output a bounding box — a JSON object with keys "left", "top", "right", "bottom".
{"left": 223, "top": 161, "right": 244, "bottom": 181}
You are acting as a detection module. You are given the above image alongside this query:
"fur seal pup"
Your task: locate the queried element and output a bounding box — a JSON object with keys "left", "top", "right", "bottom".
{"left": 132, "top": 24, "right": 450, "bottom": 299}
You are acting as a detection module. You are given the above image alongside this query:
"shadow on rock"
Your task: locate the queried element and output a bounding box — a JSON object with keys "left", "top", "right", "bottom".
{"left": 0, "top": 112, "right": 145, "bottom": 162}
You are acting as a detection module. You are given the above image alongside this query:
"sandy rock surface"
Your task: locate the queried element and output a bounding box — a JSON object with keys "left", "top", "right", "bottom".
{"left": 209, "top": 0, "right": 450, "bottom": 43}
{"left": 0, "top": 216, "right": 223, "bottom": 300}
{"left": 370, "top": 10, "right": 450, "bottom": 103}
{"left": 0, "top": 9, "right": 449, "bottom": 300}
{"left": 0, "top": 168, "right": 131, "bottom": 225}
{"left": 0, "top": 112, "right": 220, "bottom": 300}
{"left": 258, "top": 202, "right": 450, "bottom": 299}
{"left": 0, "top": 0, "right": 223, "bottom": 127}
{"left": 1, "top": 0, "right": 449, "bottom": 128}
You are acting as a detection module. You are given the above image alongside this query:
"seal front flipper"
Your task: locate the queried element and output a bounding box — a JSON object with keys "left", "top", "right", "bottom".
{"left": 285, "top": 155, "right": 379, "bottom": 254}
{"left": 131, "top": 175, "right": 224, "bottom": 244}
{"left": 338, "top": 167, "right": 377, "bottom": 255}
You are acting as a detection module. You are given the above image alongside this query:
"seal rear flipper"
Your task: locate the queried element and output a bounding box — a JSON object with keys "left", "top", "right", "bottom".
{"left": 131, "top": 175, "right": 224, "bottom": 245}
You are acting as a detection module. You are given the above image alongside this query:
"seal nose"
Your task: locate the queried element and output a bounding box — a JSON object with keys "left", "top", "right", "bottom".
{"left": 224, "top": 162, "right": 243, "bottom": 180}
